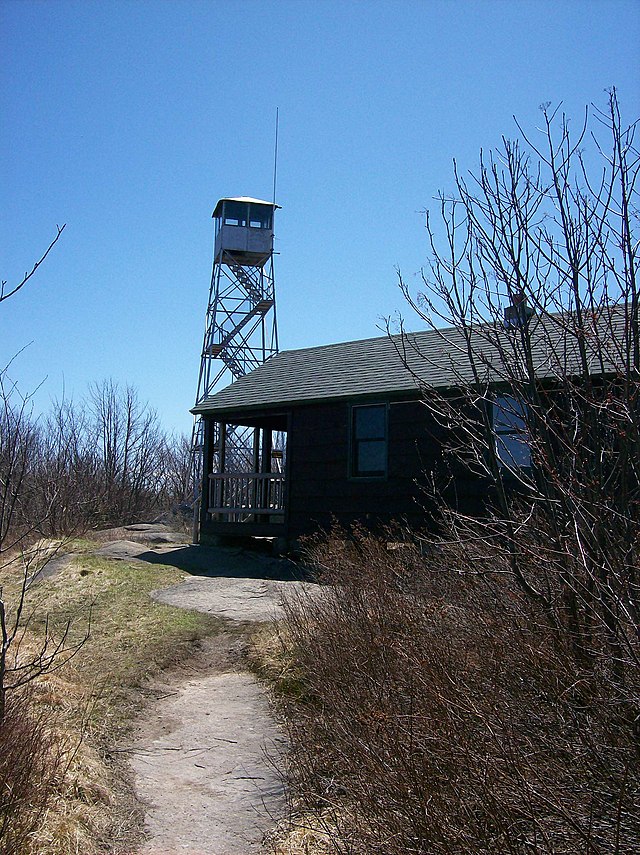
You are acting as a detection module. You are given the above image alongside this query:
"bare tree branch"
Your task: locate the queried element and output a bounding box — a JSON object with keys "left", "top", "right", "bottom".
{"left": 0, "top": 224, "right": 66, "bottom": 304}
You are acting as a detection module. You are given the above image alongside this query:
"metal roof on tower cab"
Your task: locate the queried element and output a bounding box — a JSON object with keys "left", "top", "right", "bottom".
{"left": 212, "top": 197, "right": 281, "bottom": 218}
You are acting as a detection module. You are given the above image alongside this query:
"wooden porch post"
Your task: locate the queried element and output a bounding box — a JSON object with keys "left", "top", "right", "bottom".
{"left": 252, "top": 427, "right": 261, "bottom": 515}
{"left": 199, "top": 418, "right": 215, "bottom": 534}
{"left": 258, "top": 428, "right": 273, "bottom": 521}
{"left": 262, "top": 429, "right": 273, "bottom": 473}
{"left": 217, "top": 421, "right": 227, "bottom": 520}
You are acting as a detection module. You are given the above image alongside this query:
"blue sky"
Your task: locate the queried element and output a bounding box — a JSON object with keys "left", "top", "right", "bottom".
{"left": 1, "top": 0, "right": 638, "bottom": 434}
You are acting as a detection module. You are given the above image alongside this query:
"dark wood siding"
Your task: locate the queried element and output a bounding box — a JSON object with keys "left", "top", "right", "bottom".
{"left": 286, "top": 397, "right": 447, "bottom": 538}
{"left": 199, "top": 394, "right": 491, "bottom": 546}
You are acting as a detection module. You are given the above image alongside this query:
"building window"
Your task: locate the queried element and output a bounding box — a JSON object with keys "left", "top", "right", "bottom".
{"left": 351, "top": 404, "right": 387, "bottom": 478}
{"left": 494, "top": 394, "right": 531, "bottom": 470}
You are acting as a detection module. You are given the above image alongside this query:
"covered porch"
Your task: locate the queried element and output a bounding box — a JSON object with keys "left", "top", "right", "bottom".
{"left": 199, "top": 411, "right": 289, "bottom": 542}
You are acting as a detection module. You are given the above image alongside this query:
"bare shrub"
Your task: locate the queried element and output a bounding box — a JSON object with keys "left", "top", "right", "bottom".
{"left": 0, "top": 372, "right": 180, "bottom": 845}
{"left": 270, "top": 89, "right": 635, "bottom": 853}
{"left": 0, "top": 227, "right": 86, "bottom": 852}
{"left": 280, "top": 525, "right": 640, "bottom": 854}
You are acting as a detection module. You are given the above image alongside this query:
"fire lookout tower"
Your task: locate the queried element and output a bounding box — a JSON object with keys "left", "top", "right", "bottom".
{"left": 192, "top": 197, "right": 281, "bottom": 533}
{"left": 196, "top": 196, "right": 280, "bottom": 396}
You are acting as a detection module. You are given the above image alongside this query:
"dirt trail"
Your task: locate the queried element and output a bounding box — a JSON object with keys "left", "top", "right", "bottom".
{"left": 95, "top": 526, "right": 313, "bottom": 855}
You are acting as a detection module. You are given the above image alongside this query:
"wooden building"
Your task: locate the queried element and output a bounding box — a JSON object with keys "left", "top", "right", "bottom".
{"left": 192, "top": 292, "right": 630, "bottom": 549}
{"left": 191, "top": 324, "right": 501, "bottom": 548}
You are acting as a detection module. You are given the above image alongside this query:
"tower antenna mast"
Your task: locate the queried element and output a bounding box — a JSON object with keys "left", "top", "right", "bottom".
{"left": 272, "top": 107, "right": 279, "bottom": 207}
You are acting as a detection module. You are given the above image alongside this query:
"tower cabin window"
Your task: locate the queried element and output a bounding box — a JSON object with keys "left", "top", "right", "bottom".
{"left": 223, "top": 201, "right": 248, "bottom": 227}
{"left": 494, "top": 394, "right": 531, "bottom": 470}
{"left": 351, "top": 404, "right": 387, "bottom": 478}
{"left": 249, "top": 205, "right": 272, "bottom": 229}
{"left": 222, "top": 202, "right": 272, "bottom": 230}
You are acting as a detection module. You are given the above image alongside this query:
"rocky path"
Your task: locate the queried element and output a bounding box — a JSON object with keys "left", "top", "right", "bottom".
{"left": 96, "top": 526, "right": 313, "bottom": 855}
{"left": 130, "top": 646, "right": 285, "bottom": 855}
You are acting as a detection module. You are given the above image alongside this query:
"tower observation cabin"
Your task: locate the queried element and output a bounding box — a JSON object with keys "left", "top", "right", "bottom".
{"left": 213, "top": 197, "right": 278, "bottom": 268}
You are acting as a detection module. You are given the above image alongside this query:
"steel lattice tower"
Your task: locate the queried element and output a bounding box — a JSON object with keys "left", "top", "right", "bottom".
{"left": 191, "top": 197, "right": 280, "bottom": 531}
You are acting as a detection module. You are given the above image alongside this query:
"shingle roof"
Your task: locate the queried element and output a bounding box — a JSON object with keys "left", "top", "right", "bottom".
{"left": 192, "top": 308, "right": 629, "bottom": 416}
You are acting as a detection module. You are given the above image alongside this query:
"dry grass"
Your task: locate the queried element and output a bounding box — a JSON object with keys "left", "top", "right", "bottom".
{"left": 266, "top": 812, "right": 335, "bottom": 855}
{"left": 0, "top": 687, "right": 64, "bottom": 855}
{"left": 1, "top": 545, "right": 224, "bottom": 854}
{"left": 248, "top": 622, "right": 310, "bottom": 702}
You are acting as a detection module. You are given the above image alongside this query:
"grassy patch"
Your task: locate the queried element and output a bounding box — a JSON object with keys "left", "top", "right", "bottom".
{"left": 5, "top": 551, "right": 224, "bottom": 854}
{"left": 247, "top": 622, "right": 310, "bottom": 703}
{"left": 31, "top": 555, "right": 223, "bottom": 732}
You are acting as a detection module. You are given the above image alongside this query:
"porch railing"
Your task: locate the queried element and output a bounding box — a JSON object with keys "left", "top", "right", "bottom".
{"left": 208, "top": 472, "right": 285, "bottom": 522}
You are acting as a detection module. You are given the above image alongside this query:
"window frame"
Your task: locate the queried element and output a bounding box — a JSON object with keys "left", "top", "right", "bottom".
{"left": 349, "top": 402, "right": 389, "bottom": 480}
{"left": 248, "top": 204, "right": 273, "bottom": 230}
{"left": 493, "top": 393, "right": 532, "bottom": 472}
{"left": 222, "top": 201, "right": 248, "bottom": 227}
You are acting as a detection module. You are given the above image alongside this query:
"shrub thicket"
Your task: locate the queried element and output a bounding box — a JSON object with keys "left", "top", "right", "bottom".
{"left": 280, "top": 526, "right": 639, "bottom": 854}
{"left": 267, "top": 91, "right": 633, "bottom": 853}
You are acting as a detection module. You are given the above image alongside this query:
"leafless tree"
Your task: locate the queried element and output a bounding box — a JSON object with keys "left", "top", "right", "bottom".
{"left": 86, "top": 379, "right": 166, "bottom": 526}
{"left": 397, "top": 88, "right": 638, "bottom": 711}
{"left": 258, "top": 91, "right": 639, "bottom": 855}
{"left": 160, "top": 432, "right": 195, "bottom": 509}
{"left": 0, "top": 226, "right": 80, "bottom": 723}
{"left": 23, "top": 397, "right": 98, "bottom": 535}
{"left": 19, "top": 385, "right": 189, "bottom": 537}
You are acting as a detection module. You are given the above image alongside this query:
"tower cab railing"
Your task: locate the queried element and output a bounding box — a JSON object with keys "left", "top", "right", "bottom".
{"left": 208, "top": 471, "right": 285, "bottom": 523}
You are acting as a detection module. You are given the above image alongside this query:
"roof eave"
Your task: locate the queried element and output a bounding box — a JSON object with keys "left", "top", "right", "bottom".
{"left": 212, "top": 197, "right": 282, "bottom": 218}
{"left": 191, "top": 386, "right": 424, "bottom": 418}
